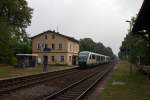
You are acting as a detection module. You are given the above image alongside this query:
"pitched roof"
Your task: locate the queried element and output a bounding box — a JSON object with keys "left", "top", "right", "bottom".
{"left": 31, "top": 30, "right": 79, "bottom": 43}
{"left": 132, "top": 0, "right": 150, "bottom": 33}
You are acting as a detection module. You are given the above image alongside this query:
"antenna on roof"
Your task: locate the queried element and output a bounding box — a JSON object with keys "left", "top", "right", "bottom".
{"left": 56, "top": 25, "right": 59, "bottom": 32}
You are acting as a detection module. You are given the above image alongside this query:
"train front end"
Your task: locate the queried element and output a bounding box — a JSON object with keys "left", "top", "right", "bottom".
{"left": 78, "top": 52, "right": 89, "bottom": 68}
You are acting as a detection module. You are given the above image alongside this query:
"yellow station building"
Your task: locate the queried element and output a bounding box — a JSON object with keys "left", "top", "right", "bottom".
{"left": 31, "top": 30, "right": 79, "bottom": 66}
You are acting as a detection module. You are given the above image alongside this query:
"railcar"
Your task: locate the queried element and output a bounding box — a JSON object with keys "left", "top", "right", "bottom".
{"left": 78, "top": 51, "right": 110, "bottom": 68}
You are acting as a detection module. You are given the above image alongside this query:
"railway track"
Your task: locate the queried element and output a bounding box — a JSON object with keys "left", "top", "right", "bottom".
{"left": 0, "top": 67, "right": 79, "bottom": 93}
{"left": 0, "top": 63, "right": 114, "bottom": 100}
{"left": 43, "top": 64, "right": 113, "bottom": 100}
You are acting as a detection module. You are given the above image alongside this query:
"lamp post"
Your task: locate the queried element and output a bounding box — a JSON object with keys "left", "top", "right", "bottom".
{"left": 126, "top": 20, "right": 132, "bottom": 32}
{"left": 125, "top": 20, "right": 132, "bottom": 59}
{"left": 125, "top": 20, "right": 133, "bottom": 73}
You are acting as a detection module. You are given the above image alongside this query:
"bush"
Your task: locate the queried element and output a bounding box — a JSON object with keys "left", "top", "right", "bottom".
{"left": 10, "top": 57, "right": 17, "bottom": 66}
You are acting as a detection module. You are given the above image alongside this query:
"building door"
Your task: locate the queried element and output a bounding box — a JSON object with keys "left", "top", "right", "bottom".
{"left": 72, "top": 55, "right": 77, "bottom": 65}
{"left": 43, "top": 56, "right": 48, "bottom": 64}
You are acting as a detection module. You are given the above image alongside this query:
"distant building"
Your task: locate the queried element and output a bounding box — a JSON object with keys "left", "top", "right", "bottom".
{"left": 31, "top": 30, "right": 79, "bottom": 66}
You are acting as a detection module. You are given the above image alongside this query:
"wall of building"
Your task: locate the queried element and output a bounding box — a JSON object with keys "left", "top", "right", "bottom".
{"left": 32, "top": 32, "right": 68, "bottom": 53}
{"left": 32, "top": 31, "right": 79, "bottom": 66}
{"left": 37, "top": 53, "right": 67, "bottom": 65}
{"left": 67, "top": 40, "right": 79, "bottom": 53}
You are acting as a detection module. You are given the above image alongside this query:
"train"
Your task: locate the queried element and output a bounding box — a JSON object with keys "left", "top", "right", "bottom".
{"left": 78, "top": 51, "right": 110, "bottom": 68}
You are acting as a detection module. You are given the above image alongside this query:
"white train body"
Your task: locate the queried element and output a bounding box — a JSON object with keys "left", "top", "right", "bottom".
{"left": 78, "top": 51, "right": 110, "bottom": 68}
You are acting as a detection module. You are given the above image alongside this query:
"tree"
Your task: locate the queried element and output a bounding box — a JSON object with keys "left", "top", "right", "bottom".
{"left": 0, "top": 0, "right": 33, "bottom": 64}
{"left": 79, "top": 38, "right": 115, "bottom": 60}
{"left": 119, "top": 16, "right": 150, "bottom": 65}
{"left": 79, "top": 38, "right": 96, "bottom": 52}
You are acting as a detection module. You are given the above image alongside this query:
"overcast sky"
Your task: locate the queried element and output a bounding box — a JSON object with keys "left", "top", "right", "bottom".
{"left": 26, "top": 0, "right": 144, "bottom": 55}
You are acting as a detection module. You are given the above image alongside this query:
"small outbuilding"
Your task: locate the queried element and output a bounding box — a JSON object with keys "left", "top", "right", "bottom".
{"left": 16, "top": 54, "right": 38, "bottom": 68}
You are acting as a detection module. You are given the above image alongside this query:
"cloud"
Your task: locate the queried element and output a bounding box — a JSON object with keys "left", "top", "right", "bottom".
{"left": 114, "top": 0, "right": 143, "bottom": 15}
{"left": 26, "top": 0, "right": 143, "bottom": 55}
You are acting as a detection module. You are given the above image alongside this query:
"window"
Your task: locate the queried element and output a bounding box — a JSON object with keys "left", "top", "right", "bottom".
{"left": 70, "top": 44, "right": 72, "bottom": 51}
{"left": 60, "top": 56, "right": 64, "bottom": 62}
{"left": 45, "top": 34, "right": 47, "bottom": 39}
{"left": 101, "top": 56, "right": 104, "bottom": 61}
{"left": 97, "top": 56, "right": 100, "bottom": 61}
{"left": 37, "top": 43, "right": 41, "bottom": 49}
{"left": 59, "top": 43, "right": 62, "bottom": 49}
{"left": 52, "top": 34, "right": 55, "bottom": 39}
{"left": 45, "top": 44, "right": 48, "bottom": 49}
{"left": 100, "top": 56, "right": 102, "bottom": 61}
{"left": 92, "top": 55, "right": 95, "bottom": 59}
{"left": 51, "top": 56, "right": 55, "bottom": 62}
{"left": 52, "top": 44, "right": 55, "bottom": 50}
{"left": 90, "top": 55, "right": 92, "bottom": 59}
{"left": 42, "top": 44, "right": 44, "bottom": 48}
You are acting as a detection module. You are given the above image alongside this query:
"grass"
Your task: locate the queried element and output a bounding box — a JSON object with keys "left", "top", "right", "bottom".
{"left": 0, "top": 65, "right": 74, "bottom": 79}
{"left": 100, "top": 61, "right": 150, "bottom": 100}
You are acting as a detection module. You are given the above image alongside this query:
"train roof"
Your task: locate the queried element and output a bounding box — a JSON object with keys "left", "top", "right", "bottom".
{"left": 79, "top": 51, "right": 108, "bottom": 57}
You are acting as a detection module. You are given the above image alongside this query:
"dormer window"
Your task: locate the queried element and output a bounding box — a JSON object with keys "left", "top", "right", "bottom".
{"left": 52, "top": 34, "right": 55, "bottom": 39}
{"left": 45, "top": 34, "right": 47, "bottom": 39}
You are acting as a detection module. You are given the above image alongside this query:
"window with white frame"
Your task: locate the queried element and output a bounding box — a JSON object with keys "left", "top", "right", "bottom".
{"left": 59, "top": 43, "right": 62, "bottom": 49}
{"left": 69, "top": 56, "right": 72, "bottom": 62}
{"left": 70, "top": 44, "right": 72, "bottom": 51}
{"left": 60, "top": 56, "right": 64, "bottom": 62}
{"left": 37, "top": 43, "right": 41, "bottom": 50}
{"left": 52, "top": 43, "right": 55, "bottom": 50}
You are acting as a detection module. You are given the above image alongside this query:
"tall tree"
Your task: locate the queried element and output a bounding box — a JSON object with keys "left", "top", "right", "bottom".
{"left": 0, "top": 0, "right": 33, "bottom": 64}
{"left": 79, "top": 38, "right": 115, "bottom": 59}
{"left": 79, "top": 38, "right": 96, "bottom": 52}
{"left": 119, "top": 16, "right": 150, "bottom": 65}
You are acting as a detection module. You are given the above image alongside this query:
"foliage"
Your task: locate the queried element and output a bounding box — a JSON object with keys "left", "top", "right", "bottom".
{"left": 79, "top": 38, "right": 115, "bottom": 59}
{"left": 80, "top": 38, "right": 96, "bottom": 52}
{"left": 0, "top": 0, "right": 33, "bottom": 64}
{"left": 119, "top": 17, "right": 150, "bottom": 65}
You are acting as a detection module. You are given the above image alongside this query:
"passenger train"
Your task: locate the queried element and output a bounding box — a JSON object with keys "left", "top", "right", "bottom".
{"left": 78, "top": 51, "right": 110, "bottom": 68}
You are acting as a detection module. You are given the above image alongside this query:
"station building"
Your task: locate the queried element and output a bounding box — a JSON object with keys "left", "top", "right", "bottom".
{"left": 31, "top": 30, "right": 79, "bottom": 66}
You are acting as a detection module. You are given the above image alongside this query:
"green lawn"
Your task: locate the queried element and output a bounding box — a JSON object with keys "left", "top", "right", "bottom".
{"left": 0, "top": 65, "right": 74, "bottom": 79}
{"left": 101, "top": 61, "right": 150, "bottom": 100}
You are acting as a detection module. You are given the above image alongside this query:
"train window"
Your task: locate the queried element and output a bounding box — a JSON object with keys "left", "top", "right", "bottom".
{"left": 90, "top": 55, "right": 92, "bottom": 59}
{"left": 92, "top": 55, "right": 95, "bottom": 59}
{"left": 101, "top": 56, "right": 103, "bottom": 61}
{"left": 97, "top": 56, "right": 100, "bottom": 61}
{"left": 102, "top": 56, "right": 104, "bottom": 60}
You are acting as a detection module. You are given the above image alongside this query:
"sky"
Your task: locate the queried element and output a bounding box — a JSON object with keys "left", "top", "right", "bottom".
{"left": 26, "top": 0, "right": 144, "bottom": 55}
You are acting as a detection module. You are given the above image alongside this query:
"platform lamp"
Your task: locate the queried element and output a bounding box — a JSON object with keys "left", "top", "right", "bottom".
{"left": 125, "top": 20, "right": 133, "bottom": 73}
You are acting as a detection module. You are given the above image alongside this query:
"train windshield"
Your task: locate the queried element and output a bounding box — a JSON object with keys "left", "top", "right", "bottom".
{"left": 79, "top": 53, "right": 89, "bottom": 61}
